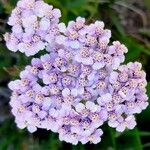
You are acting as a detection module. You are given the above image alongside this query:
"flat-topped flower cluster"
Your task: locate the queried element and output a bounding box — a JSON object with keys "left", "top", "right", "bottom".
{"left": 4, "top": 0, "right": 61, "bottom": 56}
{"left": 6, "top": 0, "right": 148, "bottom": 145}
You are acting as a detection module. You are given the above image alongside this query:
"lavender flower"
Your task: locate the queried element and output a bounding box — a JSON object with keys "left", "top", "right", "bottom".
{"left": 107, "top": 62, "right": 148, "bottom": 132}
{"left": 9, "top": 48, "right": 148, "bottom": 144}
{"left": 4, "top": 0, "right": 61, "bottom": 56}
{"left": 7, "top": 0, "right": 148, "bottom": 145}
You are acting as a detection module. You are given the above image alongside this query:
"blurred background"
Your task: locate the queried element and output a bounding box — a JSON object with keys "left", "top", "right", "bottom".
{"left": 0, "top": 0, "right": 150, "bottom": 149}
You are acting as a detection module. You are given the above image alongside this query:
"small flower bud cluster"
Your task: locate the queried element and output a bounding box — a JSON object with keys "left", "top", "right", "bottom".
{"left": 8, "top": 52, "right": 109, "bottom": 144}
{"left": 102, "top": 62, "right": 148, "bottom": 132}
{"left": 54, "top": 17, "right": 127, "bottom": 70}
{"left": 4, "top": 0, "right": 61, "bottom": 56}
{"left": 7, "top": 0, "right": 148, "bottom": 145}
{"left": 8, "top": 53, "right": 148, "bottom": 144}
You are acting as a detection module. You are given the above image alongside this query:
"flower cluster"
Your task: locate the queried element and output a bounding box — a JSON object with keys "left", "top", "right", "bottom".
{"left": 7, "top": 0, "right": 148, "bottom": 145}
{"left": 8, "top": 53, "right": 148, "bottom": 144}
{"left": 4, "top": 0, "right": 61, "bottom": 56}
{"left": 105, "top": 62, "right": 148, "bottom": 132}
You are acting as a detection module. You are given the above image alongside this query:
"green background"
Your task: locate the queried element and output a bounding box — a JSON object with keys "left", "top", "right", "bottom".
{"left": 0, "top": 0, "right": 150, "bottom": 149}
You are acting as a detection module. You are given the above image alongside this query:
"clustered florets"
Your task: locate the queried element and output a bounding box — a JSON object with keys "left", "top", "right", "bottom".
{"left": 4, "top": 0, "right": 61, "bottom": 56}
{"left": 6, "top": 0, "right": 148, "bottom": 145}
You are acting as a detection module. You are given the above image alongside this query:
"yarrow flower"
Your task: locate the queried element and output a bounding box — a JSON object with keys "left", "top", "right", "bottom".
{"left": 4, "top": 0, "right": 61, "bottom": 56}
{"left": 7, "top": 0, "right": 148, "bottom": 145}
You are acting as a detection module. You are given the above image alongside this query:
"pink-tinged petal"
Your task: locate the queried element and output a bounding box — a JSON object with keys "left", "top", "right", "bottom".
{"left": 102, "top": 93, "right": 112, "bottom": 103}
{"left": 82, "top": 57, "right": 93, "bottom": 65}
{"left": 92, "top": 137, "right": 101, "bottom": 144}
{"left": 41, "top": 87, "right": 50, "bottom": 96}
{"left": 62, "top": 88, "right": 70, "bottom": 97}
{"left": 112, "top": 57, "right": 121, "bottom": 69}
{"left": 38, "top": 111, "right": 47, "bottom": 119}
{"left": 12, "top": 25, "right": 23, "bottom": 34}
{"left": 100, "top": 109, "right": 108, "bottom": 120}
{"left": 80, "top": 137, "right": 88, "bottom": 144}
{"left": 58, "top": 23, "right": 66, "bottom": 33}
{"left": 108, "top": 121, "right": 119, "bottom": 128}
{"left": 87, "top": 72, "right": 96, "bottom": 81}
{"left": 97, "top": 93, "right": 112, "bottom": 105}
{"left": 8, "top": 15, "right": 20, "bottom": 26}
{"left": 96, "top": 129, "right": 103, "bottom": 136}
{"left": 92, "top": 62, "right": 105, "bottom": 70}
{"left": 17, "top": 43, "right": 26, "bottom": 53}
{"left": 75, "top": 103, "right": 85, "bottom": 113}
{"left": 25, "top": 27, "right": 35, "bottom": 34}
{"left": 133, "top": 106, "right": 142, "bottom": 114}
{"left": 109, "top": 71, "right": 118, "bottom": 84}
{"left": 53, "top": 8, "right": 61, "bottom": 18}
{"left": 22, "top": 15, "right": 37, "bottom": 28}
{"left": 82, "top": 129, "right": 93, "bottom": 136}
{"left": 6, "top": 42, "right": 18, "bottom": 52}
{"left": 71, "top": 126, "right": 81, "bottom": 134}
{"left": 71, "top": 88, "right": 78, "bottom": 97}
{"left": 50, "top": 122, "right": 60, "bottom": 132}
{"left": 45, "top": 34, "right": 53, "bottom": 43}
{"left": 49, "top": 108, "right": 59, "bottom": 118}
{"left": 118, "top": 91, "right": 126, "bottom": 98}
{"left": 74, "top": 54, "right": 82, "bottom": 62}
{"left": 42, "top": 73, "right": 50, "bottom": 84}
{"left": 77, "top": 87, "right": 84, "bottom": 95}
{"left": 42, "top": 97, "right": 52, "bottom": 110}
{"left": 86, "top": 101, "right": 97, "bottom": 112}
{"left": 40, "top": 18, "right": 50, "bottom": 30}
{"left": 36, "top": 41, "right": 45, "bottom": 50}
{"left": 97, "top": 97, "right": 103, "bottom": 105}
{"left": 125, "top": 115, "right": 134, "bottom": 122}
{"left": 58, "top": 49, "right": 65, "bottom": 57}
{"left": 8, "top": 80, "right": 21, "bottom": 90}
{"left": 140, "top": 102, "right": 149, "bottom": 110}
{"left": 17, "top": 122, "right": 26, "bottom": 129}
{"left": 76, "top": 16, "right": 85, "bottom": 23}
{"left": 108, "top": 45, "right": 116, "bottom": 54}
{"left": 55, "top": 35, "right": 66, "bottom": 45}
{"left": 116, "top": 123, "right": 126, "bottom": 132}
{"left": 27, "top": 125, "right": 37, "bottom": 133}
{"left": 22, "top": 33, "right": 32, "bottom": 43}
{"left": 70, "top": 41, "right": 80, "bottom": 49}
{"left": 127, "top": 119, "right": 137, "bottom": 130}
{"left": 72, "top": 139, "right": 78, "bottom": 145}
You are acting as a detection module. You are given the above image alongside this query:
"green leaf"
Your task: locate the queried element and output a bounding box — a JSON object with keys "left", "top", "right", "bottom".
{"left": 116, "top": 128, "right": 142, "bottom": 150}
{"left": 66, "top": 0, "right": 87, "bottom": 9}
{"left": 44, "top": 0, "right": 62, "bottom": 8}
{"left": 144, "top": 0, "right": 150, "bottom": 10}
{"left": 0, "top": 119, "right": 27, "bottom": 150}
{"left": 147, "top": 82, "right": 150, "bottom": 99}
{"left": 142, "top": 143, "right": 150, "bottom": 149}
{"left": 109, "top": 127, "right": 116, "bottom": 149}
{"left": 96, "top": 125, "right": 116, "bottom": 149}
{"left": 139, "top": 28, "right": 150, "bottom": 38}
{"left": 109, "top": 9, "right": 125, "bottom": 36}
{"left": 120, "top": 36, "right": 150, "bottom": 63}
{"left": 140, "top": 131, "right": 150, "bottom": 137}
{"left": 72, "top": 143, "right": 85, "bottom": 150}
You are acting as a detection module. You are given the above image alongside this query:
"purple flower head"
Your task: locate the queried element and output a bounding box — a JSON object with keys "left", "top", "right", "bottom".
{"left": 4, "top": 0, "right": 61, "bottom": 56}
{"left": 7, "top": 1, "right": 148, "bottom": 145}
